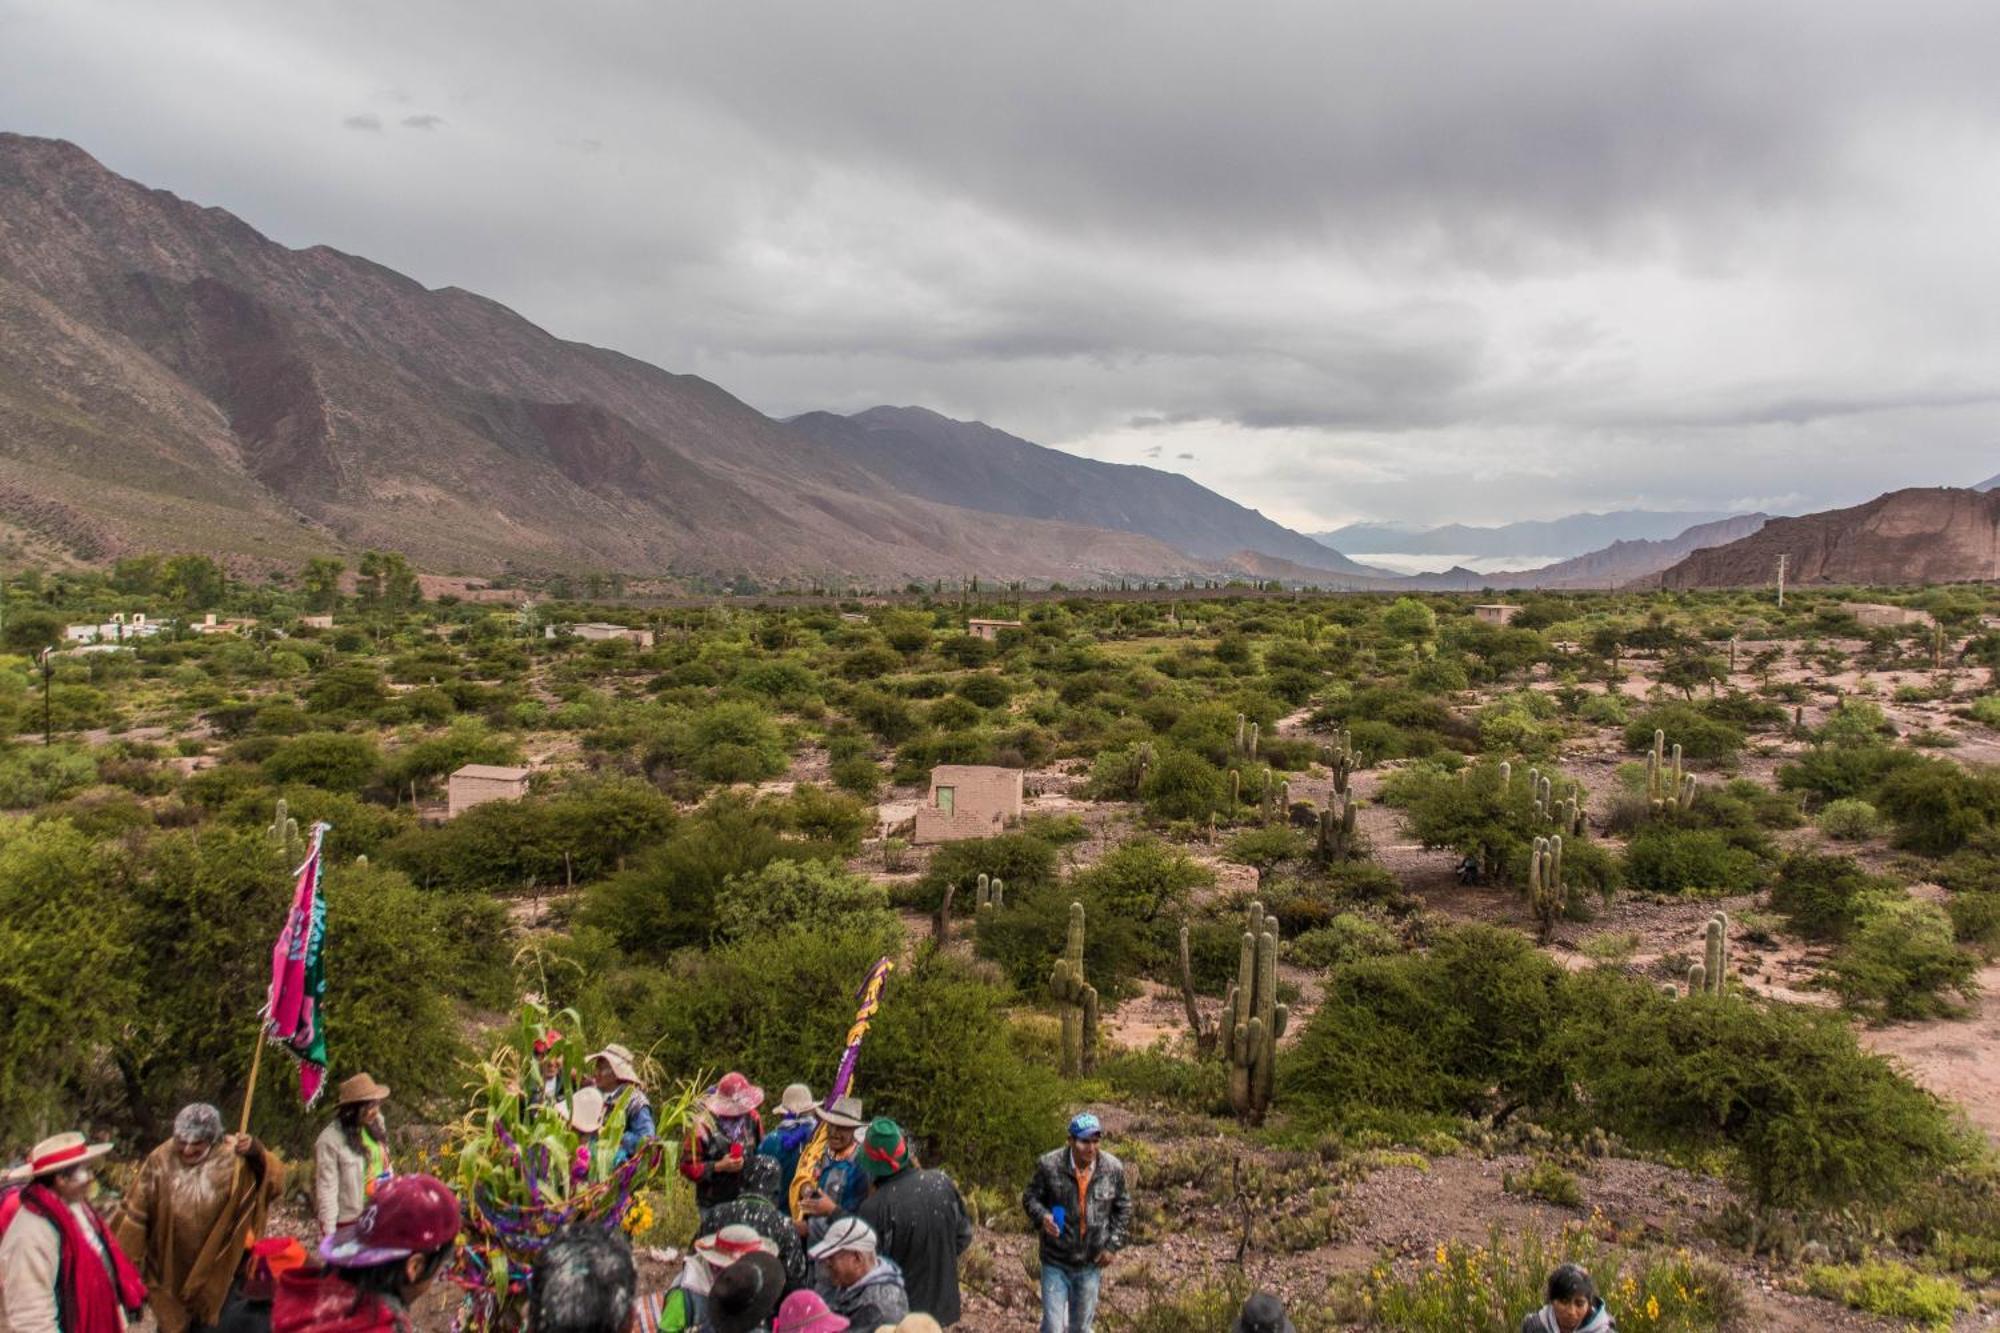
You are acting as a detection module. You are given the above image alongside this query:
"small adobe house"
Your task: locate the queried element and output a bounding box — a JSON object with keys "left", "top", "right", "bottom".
{"left": 1472, "top": 604, "right": 1524, "bottom": 626}
{"left": 448, "top": 764, "right": 532, "bottom": 818}
{"left": 966, "top": 618, "right": 1024, "bottom": 642}
{"left": 913, "top": 764, "right": 1024, "bottom": 843}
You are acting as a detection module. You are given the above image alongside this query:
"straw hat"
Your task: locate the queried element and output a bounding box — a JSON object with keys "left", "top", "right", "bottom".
{"left": 568, "top": 1086, "right": 607, "bottom": 1135}
{"left": 778, "top": 1083, "right": 816, "bottom": 1117}
{"left": 585, "top": 1043, "right": 640, "bottom": 1085}
{"left": 2, "top": 1132, "right": 113, "bottom": 1185}
{"left": 693, "top": 1224, "right": 778, "bottom": 1268}
{"left": 814, "top": 1096, "right": 866, "bottom": 1130}
{"left": 335, "top": 1072, "right": 391, "bottom": 1106}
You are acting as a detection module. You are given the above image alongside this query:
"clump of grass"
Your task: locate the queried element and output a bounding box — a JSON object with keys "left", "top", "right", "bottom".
{"left": 1502, "top": 1158, "right": 1584, "bottom": 1208}
{"left": 1357, "top": 1221, "right": 1739, "bottom": 1331}
{"left": 1804, "top": 1258, "right": 1966, "bottom": 1330}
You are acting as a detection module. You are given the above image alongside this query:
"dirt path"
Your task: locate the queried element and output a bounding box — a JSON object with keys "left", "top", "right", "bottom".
{"left": 1861, "top": 962, "right": 2000, "bottom": 1146}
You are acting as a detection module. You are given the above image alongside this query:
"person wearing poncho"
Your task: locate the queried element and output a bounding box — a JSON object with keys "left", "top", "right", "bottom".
{"left": 114, "top": 1103, "right": 287, "bottom": 1333}
{"left": 0, "top": 1132, "right": 148, "bottom": 1333}
{"left": 585, "top": 1044, "right": 657, "bottom": 1168}
{"left": 845, "top": 1121, "right": 971, "bottom": 1328}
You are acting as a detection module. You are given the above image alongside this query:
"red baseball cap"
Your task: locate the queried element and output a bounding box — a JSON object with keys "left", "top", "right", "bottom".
{"left": 320, "top": 1174, "right": 461, "bottom": 1267}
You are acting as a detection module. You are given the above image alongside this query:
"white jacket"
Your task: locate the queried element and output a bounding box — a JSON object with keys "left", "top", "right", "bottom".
{"left": 0, "top": 1200, "right": 114, "bottom": 1333}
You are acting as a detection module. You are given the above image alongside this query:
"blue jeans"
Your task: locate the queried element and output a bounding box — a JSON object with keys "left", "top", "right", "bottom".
{"left": 1040, "top": 1260, "right": 1101, "bottom": 1333}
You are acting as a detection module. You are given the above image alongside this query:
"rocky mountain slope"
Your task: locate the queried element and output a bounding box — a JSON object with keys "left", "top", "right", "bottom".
{"left": 788, "top": 406, "right": 1382, "bottom": 576}
{"left": 1653, "top": 487, "right": 2000, "bottom": 588}
{"left": 0, "top": 134, "right": 1214, "bottom": 583}
{"left": 1402, "top": 514, "right": 1770, "bottom": 590}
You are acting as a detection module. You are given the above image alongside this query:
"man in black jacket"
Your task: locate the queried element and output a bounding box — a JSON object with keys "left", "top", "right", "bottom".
{"left": 851, "top": 1119, "right": 973, "bottom": 1326}
{"left": 1020, "top": 1113, "right": 1132, "bottom": 1333}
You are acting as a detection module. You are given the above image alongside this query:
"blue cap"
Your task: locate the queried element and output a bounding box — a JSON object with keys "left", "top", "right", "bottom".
{"left": 1068, "top": 1112, "right": 1102, "bottom": 1140}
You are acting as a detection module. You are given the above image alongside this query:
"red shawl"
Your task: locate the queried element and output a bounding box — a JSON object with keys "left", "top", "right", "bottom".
{"left": 20, "top": 1184, "right": 147, "bottom": 1333}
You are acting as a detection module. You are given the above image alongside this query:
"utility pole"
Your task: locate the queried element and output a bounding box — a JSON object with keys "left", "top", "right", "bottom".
{"left": 1776, "top": 553, "right": 1788, "bottom": 608}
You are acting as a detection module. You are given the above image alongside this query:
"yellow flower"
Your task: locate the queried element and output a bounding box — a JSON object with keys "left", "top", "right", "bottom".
{"left": 1646, "top": 1295, "right": 1660, "bottom": 1320}
{"left": 1435, "top": 1243, "right": 1448, "bottom": 1266}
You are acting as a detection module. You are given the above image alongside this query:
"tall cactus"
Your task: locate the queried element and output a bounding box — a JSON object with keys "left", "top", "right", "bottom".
{"left": 1229, "top": 768, "right": 1241, "bottom": 809}
{"left": 1528, "top": 834, "right": 1564, "bottom": 942}
{"left": 1315, "top": 797, "right": 1359, "bottom": 864}
{"left": 976, "top": 874, "right": 1005, "bottom": 911}
{"left": 1324, "top": 726, "right": 1358, "bottom": 797}
{"left": 1701, "top": 911, "right": 1729, "bottom": 995}
{"left": 1177, "top": 922, "right": 1216, "bottom": 1054}
{"left": 1225, "top": 902, "right": 1287, "bottom": 1124}
{"left": 1646, "top": 730, "right": 1696, "bottom": 814}
{"left": 1050, "top": 902, "right": 1099, "bottom": 1076}
{"left": 268, "top": 797, "right": 302, "bottom": 862}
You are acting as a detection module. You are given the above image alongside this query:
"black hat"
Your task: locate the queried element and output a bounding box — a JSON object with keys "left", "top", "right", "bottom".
{"left": 1231, "top": 1292, "right": 1296, "bottom": 1333}
{"left": 709, "top": 1250, "right": 785, "bottom": 1333}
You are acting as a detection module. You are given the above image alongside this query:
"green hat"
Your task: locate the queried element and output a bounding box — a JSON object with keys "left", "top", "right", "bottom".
{"left": 858, "top": 1117, "right": 911, "bottom": 1179}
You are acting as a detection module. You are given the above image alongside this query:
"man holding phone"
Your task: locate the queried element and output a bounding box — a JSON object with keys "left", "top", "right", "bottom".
{"left": 1020, "top": 1112, "right": 1131, "bottom": 1333}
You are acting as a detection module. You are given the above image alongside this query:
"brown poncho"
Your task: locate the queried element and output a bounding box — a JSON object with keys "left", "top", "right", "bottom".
{"left": 113, "top": 1138, "right": 285, "bottom": 1333}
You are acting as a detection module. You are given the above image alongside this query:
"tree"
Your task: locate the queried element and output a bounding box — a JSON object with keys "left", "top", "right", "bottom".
{"left": 1381, "top": 598, "right": 1437, "bottom": 646}
{"left": 301, "top": 558, "right": 346, "bottom": 613}
{"left": 357, "top": 551, "right": 421, "bottom": 610}
{"left": 161, "top": 555, "right": 225, "bottom": 610}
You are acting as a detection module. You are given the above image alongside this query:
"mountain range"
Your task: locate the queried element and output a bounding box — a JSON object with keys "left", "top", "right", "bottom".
{"left": 1401, "top": 514, "right": 1770, "bottom": 590}
{"left": 1314, "top": 510, "right": 1740, "bottom": 564}
{"left": 0, "top": 133, "right": 1323, "bottom": 584}
{"left": 786, "top": 406, "right": 1382, "bottom": 576}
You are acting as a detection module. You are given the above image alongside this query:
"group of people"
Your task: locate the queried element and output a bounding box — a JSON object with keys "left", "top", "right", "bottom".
{"left": 0, "top": 1063, "right": 1618, "bottom": 1333}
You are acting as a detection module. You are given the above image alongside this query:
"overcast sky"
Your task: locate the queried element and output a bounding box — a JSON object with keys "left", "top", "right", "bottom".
{"left": 5, "top": 0, "right": 1999, "bottom": 530}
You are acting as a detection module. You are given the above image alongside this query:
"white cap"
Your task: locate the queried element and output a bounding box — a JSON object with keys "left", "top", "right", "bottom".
{"left": 807, "top": 1216, "right": 878, "bottom": 1261}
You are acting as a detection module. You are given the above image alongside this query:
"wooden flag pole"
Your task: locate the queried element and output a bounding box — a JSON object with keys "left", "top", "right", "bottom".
{"left": 227, "top": 1025, "right": 267, "bottom": 1205}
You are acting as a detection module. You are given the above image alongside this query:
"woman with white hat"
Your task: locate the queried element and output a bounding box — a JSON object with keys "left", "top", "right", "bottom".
{"left": 584, "top": 1044, "right": 656, "bottom": 1167}
{"left": 313, "top": 1073, "right": 394, "bottom": 1240}
{"left": 0, "top": 1132, "right": 147, "bottom": 1333}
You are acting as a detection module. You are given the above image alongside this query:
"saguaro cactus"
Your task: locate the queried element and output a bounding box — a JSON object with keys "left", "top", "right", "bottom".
{"left": 1528, "top": 834, "right": 1564, "bottom": 942}
{"left": 1225, "top": 902, "right": 1287, "bottom": 1124}
{"left": 976, "top": 875, "right": 1005, "bottom": 911}
{"left": 1050, "top": 902, "right": 1099, "bottom": 1076}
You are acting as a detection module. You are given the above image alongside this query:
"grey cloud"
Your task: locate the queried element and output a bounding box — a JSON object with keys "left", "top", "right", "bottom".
{"left": 4, "top": 0, "right": 2000, "bottom": 528}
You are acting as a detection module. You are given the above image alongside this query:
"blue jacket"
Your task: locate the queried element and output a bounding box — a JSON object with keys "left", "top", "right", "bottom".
{"left": 608, "top": 1085, "right": 655, "bottom": 1166}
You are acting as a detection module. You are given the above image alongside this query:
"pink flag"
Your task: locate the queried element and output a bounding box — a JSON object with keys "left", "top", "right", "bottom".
{"left": 265, "top": 823, "right": 331, "bottom": 1106}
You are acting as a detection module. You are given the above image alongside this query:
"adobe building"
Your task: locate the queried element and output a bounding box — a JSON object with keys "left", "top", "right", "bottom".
{"left": 1842, "top": 602, "right": 1934, "bottom": 631}
{"left": 966, "top": 618, "right": 1024, "bottom": 642}
{"left": 1472, "top": 604, "right": 1524, "bottom": 626}
{"left": 548, "top": 622, "right": 656, "bottom": 648}
{"left": 913, "top": 764, "right": 1024, "bottom": 843}
{"left": 448, "top": 764, "right": 532, "bottom": 818}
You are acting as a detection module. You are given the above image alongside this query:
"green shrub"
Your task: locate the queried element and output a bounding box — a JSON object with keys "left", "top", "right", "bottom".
{"left": 1947, "top": 891, "right": 2000, "bottom": 958}
{"left": 1622, "top": 826, "right": 1766, "bottom": 896}
{"left": 393, "top": 776, "right": 676, "bottom": 895}
{"left": 714, "top": 859, "right": 897, "bottom": 942}
{"left": 1289, "top": 912, "right": 1402, "bottom": 969}
{"left": 1067, "top": 837, "right": 1214, "bottom": 923}
{"left": 1816, "top": 797, "right": 1882, "bottom": 841}
{"left": 1777, "top": 742, "right": 1924, "bottom": 803}
{"left": 1501, "top": 1158, "right": 1583, "bottom": 1208}
{"left": 828, "top": 753, "right": 882, "bottom": 799}
{"left": 0, "top": 745, "right": 98, "bottom": 808}
{"left": 1623, "top": 704, "right": 1744, "bottom": 764}
{"left": 1876, "top": 760, "right": 2000, "bottom": 857}
{"left": 905, "top": 830, "right": 1061, "bottom": 912}
{"left": 1825, "top": 897, "right": 1980, "bottom": 1020}
{"left": 1097, "top": 1046, "right": 1229, "bottom": 1113}
{"left": 1140, "top": 747, "right": 1226, "bottom": 821}
{"left": 1804, "top": 1258, "right": 1966, "bottom": 1330}
{"left": 263, "top": 732, "right": 381, "bottom": 792}
{"left": 686, "top": 700, "right": 788, "bottom": 783}
{"left": 1769, "top": 852, "right": 1896, "bottom": 939}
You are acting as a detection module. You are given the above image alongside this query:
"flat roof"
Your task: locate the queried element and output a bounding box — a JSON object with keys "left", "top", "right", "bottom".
{"left": 451, "top": 764, "right": 532, "bottom": 781}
